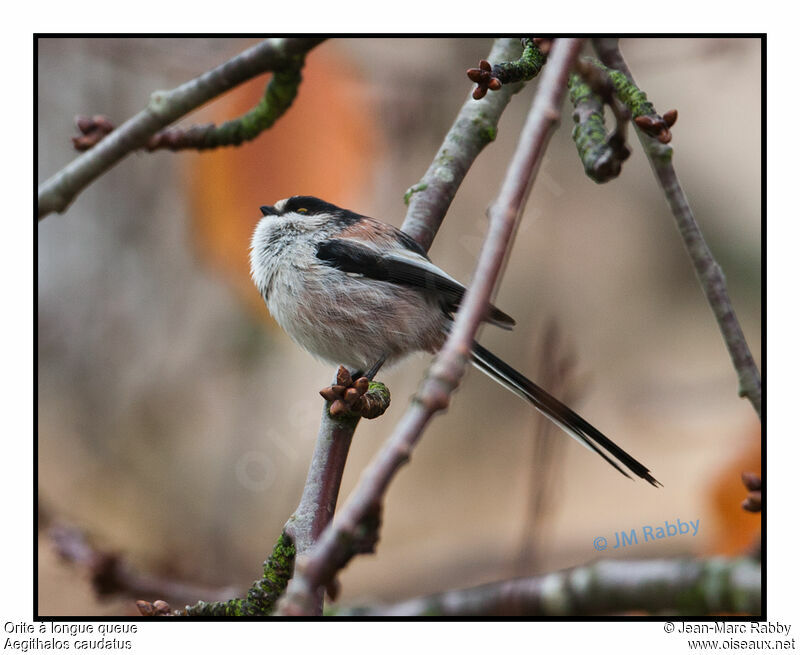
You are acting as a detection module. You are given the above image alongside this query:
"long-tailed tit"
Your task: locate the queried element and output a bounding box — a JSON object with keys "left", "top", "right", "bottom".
{"left": 250, "top": 196, "right": 660, "bottom": 486}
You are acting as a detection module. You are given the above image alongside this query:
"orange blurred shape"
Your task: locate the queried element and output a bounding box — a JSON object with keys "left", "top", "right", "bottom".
{"left": 184, "top": 41, "right": 379, "bottom": 319}
{"left": 708, "top": 422, "right": 761, "bottom": 555}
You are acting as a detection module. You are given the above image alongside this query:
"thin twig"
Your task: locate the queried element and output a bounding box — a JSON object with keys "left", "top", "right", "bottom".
{"left": 276, "top": 38, "right": 585, "bottom": 616}
{"left": 331, "top": 556, "right": 761, "bottom": 616}
{"left": 592, "top": 38, "right": 762, "bottom": 419}
{"left": 581, "top": 56, "right": 677, "bottom": 144}
{"left": 515, "top": 322, "right": 575, "bottom": 574}
{"left": 466, "top": 38, "right": 547, "bottom": 100}
{"left": 37, "top": 37, "right": 325, "bottom": 220}
{"left": 48, "top": 522, "right": 239, "bottom": 606}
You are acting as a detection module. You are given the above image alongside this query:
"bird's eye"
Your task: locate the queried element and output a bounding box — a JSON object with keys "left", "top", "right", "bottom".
{"left": 297, "top": 208, "right": 308, "bottom": 214}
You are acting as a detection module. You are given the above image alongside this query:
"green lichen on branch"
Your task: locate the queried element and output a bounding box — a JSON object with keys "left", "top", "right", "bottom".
{"left": 467, "top": 38, "right": 546, "bottom": 100}
{"left": 492, "top": 38, "right": 547, "bottom": 85}
{"left": 472, "top": 112, "right": 498, "bottom": 143}
{"left": 362, "top": 381, "right": 391, "bottom": 418}
{"left": 568, "top": 73, "right": 630, "bottom": 183}
{"left": 180, "top": 532, "right": 296, "bottom": 616}
{"left": 589, "top": 58, "right": 656, "bottom": 118}
{"left": 583, "top": 57, "right": 677, "bottom": 146}
{"left": 147, "top": 57, "right": 306, "bottom": 151}
{"left": 328, "top": 381, "right": 391, "bottom": 421}
{"left": 404, "top": 183, "right": 429, "bottom": 205}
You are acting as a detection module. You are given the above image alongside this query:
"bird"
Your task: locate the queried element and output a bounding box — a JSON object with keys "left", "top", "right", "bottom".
{"left": 250, "top": 195, "right": 660, "bottom": 486}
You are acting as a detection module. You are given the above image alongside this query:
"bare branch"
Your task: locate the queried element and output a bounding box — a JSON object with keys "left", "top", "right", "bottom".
{"left": 275, "top": 38, "right": 585, "bottom": 616}
{"left": 284, "top": 409, "right": 360, "bottom": 557}
{"left": 48, "top": 522, "right": 239, "bottom": 606}
{"left": 332, "top": 557, "right": 761, "bottom": 616}
{"left": 592, "top": 38, "right": 762, "bottom": 419}
{"left": 279, "top": 404, "right": 362, "bottom": 614}
{"left": 37, "top": 37, "right": 325, "bottom": 220}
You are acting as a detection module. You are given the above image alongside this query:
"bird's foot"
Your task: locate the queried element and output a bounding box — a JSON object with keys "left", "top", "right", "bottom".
{"left": 320, "top": 366, "right": 390, "bottom": 420}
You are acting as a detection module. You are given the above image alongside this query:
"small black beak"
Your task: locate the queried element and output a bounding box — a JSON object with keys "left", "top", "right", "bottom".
{"left": 260, "top": 205, "right": 278, "bottom": 216}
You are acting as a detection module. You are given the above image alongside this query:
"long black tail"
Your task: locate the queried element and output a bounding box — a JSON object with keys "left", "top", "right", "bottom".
{"left": 472, "top": 342, "right": 661, "bottom": 487}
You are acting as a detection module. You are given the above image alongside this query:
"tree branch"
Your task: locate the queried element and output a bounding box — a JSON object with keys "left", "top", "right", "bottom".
{"left": 144, "top": 56, "right": 306, "bottom": 151}
{"left": 37, "top": 37, "right": 325, "bottom": 220}
{"left": 401, "top": 38, "right": 528, "bottom": 250}
{"left": 173, "top": 532, "right": 295, "bottom": 616}
{"left": 48, "top": 522, "right": 239, "bottom": 608}
{"left": 466, "top": 37, "right": 547, "bottom": 100}
{"left": 275, "top": 38, "right": 585, "bottom": 616}
{"left": 281, "top": 405, "right": 360, "bottom": 614}
{"left": 581, "top": 56, "right": 677, "bottom": 144}
{"left": 331, "top": 556, "right": 761, "bottom": 616}
{"left": 567, "top": 70, "right": 631, "bottom": 183}
{"left": 592, "top": 38, "right": 762, "bottom": 419}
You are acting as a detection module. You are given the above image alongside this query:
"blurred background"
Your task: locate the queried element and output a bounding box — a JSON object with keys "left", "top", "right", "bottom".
{"left": 37, "top": 37, "right": 761, "bottom": 615}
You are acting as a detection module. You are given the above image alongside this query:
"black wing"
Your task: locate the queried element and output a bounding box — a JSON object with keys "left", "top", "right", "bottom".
{"left": 316, "top": 238, "right": 515, "bottom": 329}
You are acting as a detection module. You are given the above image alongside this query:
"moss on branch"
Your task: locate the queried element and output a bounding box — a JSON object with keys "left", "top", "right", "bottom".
{"left": 582, "top": 56, "right": 677, "bottom": 146}
{"left": 568, "top": 73, "right": 630, "bottom": 183}
{"left": 467, "top": 38, "right": 547, "bottom": 100}
{"left": 147, "top": 57, "right": 306, "bottom": 151}
{"left": 491, "top": 38, "right": 547, "bottom": 85}
{"left": 178, "top": 532, "right": 296, "bottom": 616}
